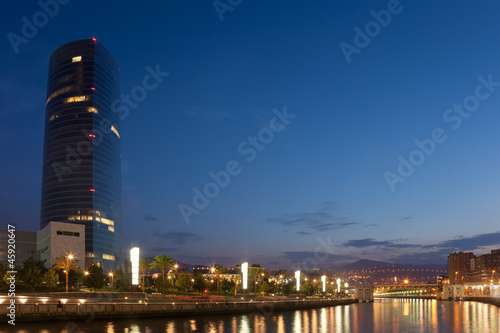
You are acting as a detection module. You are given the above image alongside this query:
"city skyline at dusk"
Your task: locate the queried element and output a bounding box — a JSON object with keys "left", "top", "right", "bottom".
{"left": 3, "top": 1, "right": 500, "bottom": 269}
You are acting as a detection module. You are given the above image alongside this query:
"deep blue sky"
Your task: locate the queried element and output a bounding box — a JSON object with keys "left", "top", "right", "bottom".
{"left": 2, "top": 0, "right": 500, "bottom": 269}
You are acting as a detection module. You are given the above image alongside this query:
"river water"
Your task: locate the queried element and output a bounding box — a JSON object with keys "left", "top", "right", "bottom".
{"left": 8, "top": 298, "right": 500, "bottom": 333}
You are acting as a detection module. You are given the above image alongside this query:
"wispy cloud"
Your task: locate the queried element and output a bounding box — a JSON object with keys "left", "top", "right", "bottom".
{"left": 426, "top": 231, "right": 500, "bottom": 251}
{"left": 340, "top": 231, "right": 500, "bottom": 265}
{"left": 342, "top": 238, "right": 419, "bottom": 249}
{"left": 267, "top": 202, "right": 358, "bottom": 233}
{"left": 143, "top": 214, "right": 159, "bottom": 222}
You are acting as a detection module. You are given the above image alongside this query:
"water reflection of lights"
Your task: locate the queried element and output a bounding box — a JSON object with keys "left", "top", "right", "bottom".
{"left": 276, "top": 314, "right": 285, "bottom": 333}
{"left": 106, "top": 322, "right": 115, "bottom": 333}
{"left": 319, "top": 308, "right": 327, "bottom": 333}
{"left": 403, "top": 302, "right": 410, "bottom": 316}
{"left": 129, "top": 324, "right": 140, "bottom": 333}
{"left": 232, "top": 317, "right": 238, "bottom": 332}
{"left": 302, "top": 310, "right": 310, "bottom": 333}
{"left": 343, "top": 305, "right": 350, "bottom": 332}
{"left": 240, "top": 315, "right": 250, "bottom": 333}
{"left": 335, "top": 306, "right": 343, "bottom": 333}
{"left": 293, "top": 310, "right": 302, "bottom": 333}
{"left": 311, "top": 309, "right": 318, "bottom": 333}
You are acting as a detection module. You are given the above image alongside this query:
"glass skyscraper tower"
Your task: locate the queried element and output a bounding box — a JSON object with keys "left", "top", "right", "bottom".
{"left": 40, "top": 39, "right": 122, "bottom": 271}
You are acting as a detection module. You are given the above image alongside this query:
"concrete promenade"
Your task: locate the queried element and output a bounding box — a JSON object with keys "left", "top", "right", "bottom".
{"left": 0, "top": 294, "right": 357, "bottom": 322}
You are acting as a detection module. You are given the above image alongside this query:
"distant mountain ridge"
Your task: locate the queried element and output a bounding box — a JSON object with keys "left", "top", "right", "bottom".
{"left": 334, "top": 259, "right": 390, "bottom": 271}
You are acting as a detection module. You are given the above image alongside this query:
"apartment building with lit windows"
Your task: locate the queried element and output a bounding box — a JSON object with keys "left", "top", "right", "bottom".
{"left": 40, "top": 39, "right": 122, "bottom": 271}
{"left": 447, "top": 252, "right": 474, "bottom": 284}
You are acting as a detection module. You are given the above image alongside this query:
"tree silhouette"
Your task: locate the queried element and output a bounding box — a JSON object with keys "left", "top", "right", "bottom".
{"left": 53, "top": 255, "right": 77, "bottom": 292}
{"left": 139, "top": 258, "right": 151, "bottom": 293}
{"left": 150, "top": 255, "right": 174, "bottom": 296}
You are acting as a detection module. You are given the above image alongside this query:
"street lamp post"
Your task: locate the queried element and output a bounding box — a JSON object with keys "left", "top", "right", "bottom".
{"left": 84, "top": 270, "right": 89, "bottom": 282}
{"left": 261, "top": 273, "right": 265, "bottom": 296}
{"left": 173, "top": 264, "right": 179, "bottom": 289}
{"left": 109, "top": 272, "right": 114, "bottom": 288}
{"left": 64, "top": 255, "right": 74, "bottom": 293}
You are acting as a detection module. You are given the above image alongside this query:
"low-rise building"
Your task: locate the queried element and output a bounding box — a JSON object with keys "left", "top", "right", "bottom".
{"left": 0, "top": 228, "right": 39, "bottom": 266}
{"left": 37, "top": 221, "right": 85, "bottom": 270}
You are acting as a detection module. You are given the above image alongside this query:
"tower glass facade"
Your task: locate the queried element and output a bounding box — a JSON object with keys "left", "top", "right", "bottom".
{"left": 40, "top": 39, "right": 122, "bottom": 271}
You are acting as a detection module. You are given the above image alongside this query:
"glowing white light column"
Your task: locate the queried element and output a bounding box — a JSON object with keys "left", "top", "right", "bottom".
{"left": 130, "top": 247, "right": 140, "bottom": 285}
{"left": 295, "top": 270, "right": 301, "bottom": 291}
{"left": 242, "top": 262, "right": 248, "bottom": 290}
{"left": 321, "top": 275, "right": 326, "bottom": 293}
{"left": 337, "top": 278, "right": 341, "bottom": 293}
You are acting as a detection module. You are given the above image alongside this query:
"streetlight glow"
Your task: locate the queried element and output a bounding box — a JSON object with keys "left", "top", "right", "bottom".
{"left": 130, "top": 247, "right": 140, "bottom": 285}
{"left": 242, "top": 262, "right": 248, "bottom": 290}
{"left": 295, "top": 270, "right": 301, "bottom": 292}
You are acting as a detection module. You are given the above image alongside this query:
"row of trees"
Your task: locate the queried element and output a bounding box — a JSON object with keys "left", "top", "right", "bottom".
{"left": 0, "top": 255, "right": 129, "bottom": 293}
{"left": 139, "top": 259, "right": 334, "bottom": 296}
{"left": 1, "top": 254, "right": 339, "bottom": 295}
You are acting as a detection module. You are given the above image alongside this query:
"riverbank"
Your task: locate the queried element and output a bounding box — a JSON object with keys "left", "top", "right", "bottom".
{"left": 1, "top": 296, "right": 357, "bottom": 322}
{"left": 375, "top": 295, "right": 436, "bottom": 300}
{"left": 462, "top": 296, "right": 500, "bottom": 307}
{"left": 375, "top": 295, "right": 500, "bottom": 308}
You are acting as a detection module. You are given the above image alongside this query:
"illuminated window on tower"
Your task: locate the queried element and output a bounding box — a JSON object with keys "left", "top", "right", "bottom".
{"left": 111, "top": 125, "right": 120, "bottom": 139}
{"left": 65, "top": 96, "right": 88, "bottom": 103}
